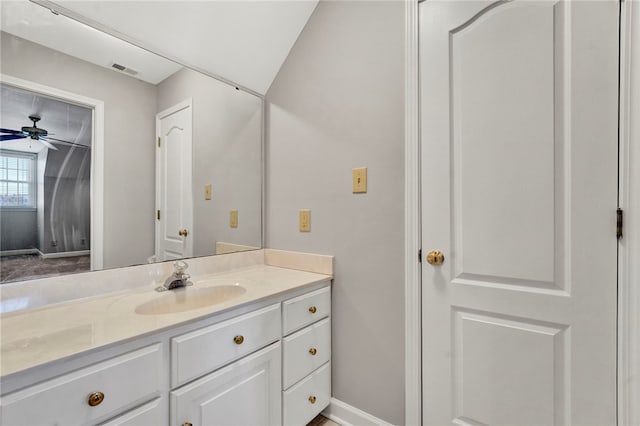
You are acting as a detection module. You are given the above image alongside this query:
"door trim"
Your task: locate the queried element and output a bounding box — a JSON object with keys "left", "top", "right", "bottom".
{"left": 618, "top": 1, "right": 639, "bottom": 424}
{"left": 404, "top": 0, "right": 422, "bottom": 425}
{"left": 0, "top": 73, "right": 105, "bottom": 271}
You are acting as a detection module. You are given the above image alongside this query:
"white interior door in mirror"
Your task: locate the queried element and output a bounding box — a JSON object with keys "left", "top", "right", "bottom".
{"left": 420, "top": 0, "right": 619, "bottom": 424}
{"left": 156, "top": 99, "right": 193, "bottom": 261}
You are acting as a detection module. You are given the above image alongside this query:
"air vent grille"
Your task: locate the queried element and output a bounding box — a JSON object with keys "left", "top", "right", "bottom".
{"left": 111, "top": 63, "right": 139, "bottom": 76}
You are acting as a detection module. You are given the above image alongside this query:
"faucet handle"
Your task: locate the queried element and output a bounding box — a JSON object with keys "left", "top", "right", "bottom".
{"left": 173, "top": 260, "right": 189, "bottom": 275}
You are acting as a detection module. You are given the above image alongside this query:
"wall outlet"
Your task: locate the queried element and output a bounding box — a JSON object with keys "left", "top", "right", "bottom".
{"left": 353, "top": 167, "right": 367, "bottom": 193}
{"left": 51, "top": 240, "right": 57, "bottom": 247}
{"left": 80, "top": 238, "right": 86, "bottom": 245}
{"left": 299, "top": 209, "right": 311, "bottom": 232}
{"left": 230, "top": 209, "right": 238, "bottom": 228}
{"left": 204, "top": 184, "right": 212, "bottom": 200}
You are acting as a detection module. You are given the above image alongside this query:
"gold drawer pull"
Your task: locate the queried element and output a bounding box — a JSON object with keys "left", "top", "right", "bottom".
{"left": 183, "top": 423, "right": 193, "bottom": 426}
{"left": 309, "top": 306, "right": 317, "bottom": 314}
{"left": 309, "top": 348, "right": 317, "bottom": 355}
{"left": 234, "top": 335, "right": 244, "bottom": 344}
{"left": 309, "top": 395, "right": 317, "bottom": 404}
{"left": 87, "top": 391, "right": 104, "bottom": 407}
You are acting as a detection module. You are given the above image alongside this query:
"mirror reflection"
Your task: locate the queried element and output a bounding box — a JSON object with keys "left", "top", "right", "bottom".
{"left": 0, "top": 1, "right": 262, "bottom": 283}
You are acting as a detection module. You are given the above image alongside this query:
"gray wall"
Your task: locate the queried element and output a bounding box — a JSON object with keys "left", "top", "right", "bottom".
{"left": 0, "top": 210, "right": 37, "bottom": 251}
{"left": 265, "top": 2, "right": 405, "bottom": 424}
{"left": 41, "top": 146, "right": 91, "bottom": 254}
{"left": 157, "top": 68, "right": 262, "bottom": 256}
{"left": 1, "top": 32, "right": 158, "bottom": 268}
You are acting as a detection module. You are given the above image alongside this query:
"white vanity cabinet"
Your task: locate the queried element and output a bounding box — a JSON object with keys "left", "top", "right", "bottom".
{"left": 281, "top": 286, "right": 332, "bottom": 426}
{"left": 169, "top": 303, "right": 283, "bottom": 426}
{"left": 171, "top": 342, "right": 282, "bottom": 426}
{"left": 0, "top": 281, "right": 331, "bottom": 426}
{"left": 0, "top": 344, "right": 163, "bottom": 426}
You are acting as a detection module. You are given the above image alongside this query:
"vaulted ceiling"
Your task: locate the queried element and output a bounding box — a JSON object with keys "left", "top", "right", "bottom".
{"left": 41, "top": 0, "right": 319, "bottom": 95}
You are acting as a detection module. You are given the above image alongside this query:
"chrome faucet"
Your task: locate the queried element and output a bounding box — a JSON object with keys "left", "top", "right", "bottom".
{"left": 157, "top": 260, "right": 193, "bottom": 292}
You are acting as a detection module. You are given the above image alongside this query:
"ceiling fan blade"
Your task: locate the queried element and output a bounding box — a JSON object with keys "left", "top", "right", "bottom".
{"left": 0, "top": 134, "right": 27, "bottom": 141}
{"left": 38, "top": 139, "right": 59, "bottom": 151}
{"left": 0, "top": 128, "right": 24, "bottom": 135}
{"left": 46, "top": 136, "right": 90, "bottom": 149}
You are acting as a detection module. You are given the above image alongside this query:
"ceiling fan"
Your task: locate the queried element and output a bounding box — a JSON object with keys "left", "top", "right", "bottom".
{"left": 0, "top": 114, "right": 60, "bottom": 150}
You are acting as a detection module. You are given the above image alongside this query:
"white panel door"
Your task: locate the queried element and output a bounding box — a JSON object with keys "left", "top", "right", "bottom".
{"left": 419, "top": 1, "right": 619, "bottom": 425}
{"left": 156, "top": 99, "right": 193, "bottom": 261}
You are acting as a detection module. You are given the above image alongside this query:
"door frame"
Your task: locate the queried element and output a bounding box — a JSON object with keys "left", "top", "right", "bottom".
{"left": 618, "top": 0, "right": 639, "bottom": 424}
{"left": 155, "top": 98, "right": 193, "bottom": 261}
{"left": 0, "top": 73, "right": 105, "bottom": 271}
{"left": 404, "top": 0, "right": 638, "bottom": 424}
{"left": 404, "top": 1, "right": 422, "bottom": 425}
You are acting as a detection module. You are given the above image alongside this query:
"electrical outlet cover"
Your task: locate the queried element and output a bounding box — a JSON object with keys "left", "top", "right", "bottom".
{"left": 230, "top": 209, "right": 238, "bottom": 228}
{"left": 299, "top": 209, "right": 311, "bottom": 232}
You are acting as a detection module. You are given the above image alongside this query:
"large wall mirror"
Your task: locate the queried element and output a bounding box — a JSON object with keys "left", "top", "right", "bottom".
{"left": 0, "top": 1, "right": 263, "bottom": 283}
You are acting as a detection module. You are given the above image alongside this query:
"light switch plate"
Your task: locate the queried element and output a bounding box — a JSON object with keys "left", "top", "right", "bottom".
{"left": 204, "top": 184, "right": 212, "bottom": 200}
{"left": 299, "top": 210, "right": 311, "bottom": 232}
{"left": 353, "top": 167, "right": 367, "bottom": 193}
{"left": 230, "top": 209, "right": 238, "bottom": 228}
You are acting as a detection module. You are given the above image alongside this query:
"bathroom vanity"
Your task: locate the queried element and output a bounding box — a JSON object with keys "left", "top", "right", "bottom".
{"left": 0, "top": 250, "right": 333, "bottom": 426}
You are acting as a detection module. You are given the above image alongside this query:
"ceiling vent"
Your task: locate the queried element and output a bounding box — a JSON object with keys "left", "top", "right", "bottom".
{"left": 111, "top": 63, "right": 139, "bottom": 76}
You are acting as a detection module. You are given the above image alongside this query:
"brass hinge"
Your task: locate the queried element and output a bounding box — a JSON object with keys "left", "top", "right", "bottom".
{"left": 157, "top": 210, "right": 161, "bottom": 221}
{"left": 418, "top": 248, "right": 422, "bottom": 263}
{"left": 157, "top": 137, "right": 161, "bottom": 148}
{"left": 617, "top": 208, "right": 623, "bottom": 240}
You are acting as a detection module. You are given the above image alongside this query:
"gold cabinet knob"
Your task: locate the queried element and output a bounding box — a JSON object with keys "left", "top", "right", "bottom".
{"left": 426, "top": 250, "right": 445, "bottom": 266}
{"left": 183, "top": 423, "right": 193, "bottom": 426}
{"left": 309, "top": 348, "right": 317, "bottom": 356}
{"left": 234, "top": 335, "right": 244, "bottom": 345}
{"left": 308, "top": 395, "right": 317, "bottom": 404}
{"left": 308, "top": 306, "right": 317, "bottom": 314}
{"left": 87, "top": 391, "right": 104, "bottom": 407}
{"left": 178, "top": 229, "right": 189, "bottom": 237}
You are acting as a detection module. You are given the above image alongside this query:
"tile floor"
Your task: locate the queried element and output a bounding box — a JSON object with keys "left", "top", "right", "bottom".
{"left": 307, "top": 414, "right": 340, "bottom": 426}
{"left": 0, "top": 253, "right": 90, "bottom": 283}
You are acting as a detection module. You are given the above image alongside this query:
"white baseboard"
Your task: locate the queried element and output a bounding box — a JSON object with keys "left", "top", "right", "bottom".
{"left": 322, "top": 398, "right": 393, "bottom": 426}
{"left": 0, "top": 249, "right": 39, "bottom": 257}
{"left": 39, "top": 250, "right": 90, "bottom": 259}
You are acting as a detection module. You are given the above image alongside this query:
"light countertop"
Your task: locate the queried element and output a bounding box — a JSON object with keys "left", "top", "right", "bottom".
{"left": 0, "top": 264, "right": 331, "bottom": 377}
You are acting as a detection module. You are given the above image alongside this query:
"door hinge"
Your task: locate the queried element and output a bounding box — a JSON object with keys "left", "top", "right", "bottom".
{"left": 157, "top": 137, "right": 161, "bottom": 148}
{"left": 418, "top": 249, "right": 422, "bottom": 263}
{"left": 157, "top": 210, "right": 161, "bottom": 221}
{"left": 617, "top": 208, "right": 623, "bottom": 240}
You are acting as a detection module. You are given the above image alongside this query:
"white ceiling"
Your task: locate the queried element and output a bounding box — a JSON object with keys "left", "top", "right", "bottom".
{"left": 43, "top": 0, "right": 319, "bottom": 94}
{"left": 1, "top": 1, "right": 183, "bottom": 85}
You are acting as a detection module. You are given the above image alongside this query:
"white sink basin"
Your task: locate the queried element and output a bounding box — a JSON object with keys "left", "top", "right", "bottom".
{"left": 135, "top": 284, "right": 247, "bottom": 315}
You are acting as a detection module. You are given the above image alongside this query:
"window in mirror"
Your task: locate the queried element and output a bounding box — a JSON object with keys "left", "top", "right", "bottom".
{"left": 0, "top": 151, "right": 36, "bottom": 208}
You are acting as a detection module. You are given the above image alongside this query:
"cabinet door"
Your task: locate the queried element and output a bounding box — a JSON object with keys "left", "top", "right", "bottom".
{"left": 171, "top": 342, "right": 281, "bottom": 426}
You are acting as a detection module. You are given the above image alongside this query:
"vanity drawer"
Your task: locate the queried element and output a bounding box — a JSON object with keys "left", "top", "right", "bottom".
{"left": 98, "top": 397, "right": 164, "bottom": 426}
{"left": 283, "top": 317, "right": 331, "bottom": 389}
{"left": 283, "top": 361, "right": 331, "bottom": 426}
{"left": 1, "top": 344, "right": 162, "bottom": 426}
{"left": 283, "top": 286, "right": 330, "bottom": 335}
{"left": 171, "top": 303, "right": 281, "bottom": 387}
